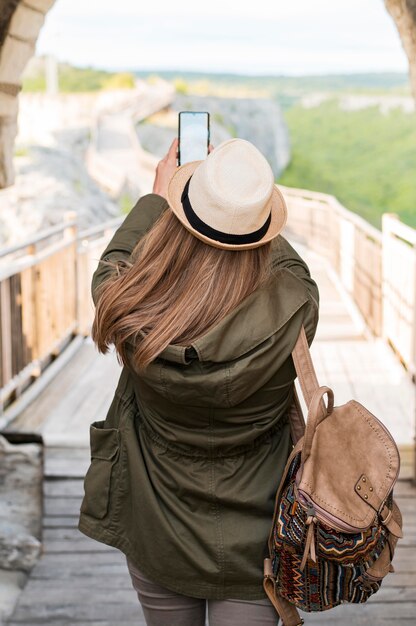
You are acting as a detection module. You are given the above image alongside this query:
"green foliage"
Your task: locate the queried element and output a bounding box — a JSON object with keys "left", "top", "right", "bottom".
{"left": 146, "top": 74, "right": 163, "bottom": 85}
{"left": 173, "top": 78, "right": 189, "bottom": 95}
{"left": 14, "top": 145, "right": 29, "bottom": 157}
{"left": 102, "top": 72, "right": 135, "bottom": 90}
{"left": 135, "top": 70, "right": 410, "bottom": 99}
{"left": 22, "top": 61, "right": 136, "bottom": 93}
{"left": 21, "top": 75, "right": 47, "bottom": 92}
{"left": 72, "top": 178, "right": 83, "bottom": 194}
{"left": 119, "top": 192, "right": 136, "bottom": 215}
{"left": 278, "top": 100, "right": 416, "bottom": 230}
{"left": 226, "top": 123, "right": 237, "bottom": 137}
{"left": 212, "top": 112, "right": 224, "bottom": 124}
{"left": 58, "top": 65, "right": 116, "bottom": 91}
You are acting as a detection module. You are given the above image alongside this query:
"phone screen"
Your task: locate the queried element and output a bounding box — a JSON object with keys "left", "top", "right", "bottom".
{"left": 178, "top": 111, "right": 210, "bottom": 166}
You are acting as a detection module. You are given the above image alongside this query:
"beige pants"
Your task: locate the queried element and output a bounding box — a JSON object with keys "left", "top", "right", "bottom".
{"left": 126, "top": 556, "right": 280, "bottom": 626}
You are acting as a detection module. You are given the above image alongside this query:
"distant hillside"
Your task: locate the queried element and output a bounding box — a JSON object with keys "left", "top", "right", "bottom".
{"left": 19, "top": 60, "right": 416, "bottom": 231}
{"left": 135, "top": 70, "right": 416, "bottom": 230}
{"left": 135, "top": 70, "right": 410, "bottom": 97}
{"left": 23, "top": 59, "right": 410, "bottom": 97}
{"left": 278, "top": 99, "right": 416, "bottom": 230}
{"left": 22, "top": 56, "right": 136, "bottom": 92}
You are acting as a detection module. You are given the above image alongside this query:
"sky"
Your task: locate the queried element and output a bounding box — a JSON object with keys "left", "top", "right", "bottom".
{"left": 35, "top": 0, "right": 408, "bottom": 76}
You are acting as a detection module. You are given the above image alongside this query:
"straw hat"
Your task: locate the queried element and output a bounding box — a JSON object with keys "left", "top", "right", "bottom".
{"left": 167, "top": 138, "right": 287, "bottom": 250}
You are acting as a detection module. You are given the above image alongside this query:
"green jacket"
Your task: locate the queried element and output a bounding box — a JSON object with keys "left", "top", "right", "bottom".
{"left": 78, "top": 193, "right": 319, "bottom": 600}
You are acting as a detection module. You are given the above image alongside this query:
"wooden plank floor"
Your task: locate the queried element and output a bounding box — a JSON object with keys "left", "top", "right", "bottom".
{"left": 5, "top": 237, "right": 416, "bottom": 625}
{"left": 5, "top": 338, "right": 121, "bottom": 448}
{"left": 7, "top": 452, "right": 147, "bottom": 626}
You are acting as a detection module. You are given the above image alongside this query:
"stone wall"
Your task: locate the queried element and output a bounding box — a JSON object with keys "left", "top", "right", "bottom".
{"left": 0, "top": 435, "right": 43, "bottom": 571}
{"left": 0, "top": 0, "right": 57, "bottom": 188}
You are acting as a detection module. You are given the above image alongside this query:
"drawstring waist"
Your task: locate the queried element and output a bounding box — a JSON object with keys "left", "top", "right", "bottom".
{"left": 137, "top": 413, "right": 290, "bottom": 460}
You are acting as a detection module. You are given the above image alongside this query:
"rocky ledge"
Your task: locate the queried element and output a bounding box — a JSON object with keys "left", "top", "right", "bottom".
{"left": 0, "top": 128, "right": 120, "bottom": 249}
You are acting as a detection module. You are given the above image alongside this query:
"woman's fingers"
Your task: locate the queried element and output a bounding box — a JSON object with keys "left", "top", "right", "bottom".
{"left": 166, "top": 137, "right": 179, "bottom": 162}
{"left": 154, "top": 136, "right": 211, "bottom": 198}
{"left": 152, "top": 138, "right": 179, "bottom": 199}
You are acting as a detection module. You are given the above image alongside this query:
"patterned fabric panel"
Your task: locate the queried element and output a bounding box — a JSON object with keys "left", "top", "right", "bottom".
{"left": 274, "top": 479, "right": 388, "bottom": 563}
{"left": 316, "top": 521, "right": 386, "bottom": 562}
{"left": 271, "top": 451, "right": 387, "bottom": 612}
{"left": 275, "top": 482, "right": 305, "bottom": 549}
{"left": 272, "top": 545, "right": 381, "bottom": 612}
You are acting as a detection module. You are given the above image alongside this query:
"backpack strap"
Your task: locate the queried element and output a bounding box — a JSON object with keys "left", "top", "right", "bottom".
{"left": 264, "top": 559, "right": 304, "bottom": 625}
{"left": 263, "top": 325, "right": 325, "bottom": 624}
{"left": 291, "top": 324, "right": 326, "bottom": 420}
{"left": 286, "top": 324, "right": 323, "bottom": 445}
{"left": 287, "top": 385, "right": 305, "bottom": 445}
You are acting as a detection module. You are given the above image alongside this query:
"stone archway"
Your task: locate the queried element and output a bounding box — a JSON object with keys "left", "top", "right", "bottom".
{"left": 0, "top": 0, "right": 56, "bottom": 188}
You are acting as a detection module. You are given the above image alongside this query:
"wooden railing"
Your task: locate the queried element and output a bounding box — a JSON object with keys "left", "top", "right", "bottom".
{"left": 382, "top": 215, "right": 416, "bottom": 380}
{"left": 76, "top": 216, "right": 124, "bottom": 336}
{"left": 0, "top": 212, "right": 123, "bottom": 414}
{"left": 281, "top": 185, "right": 415, "bottom": 377}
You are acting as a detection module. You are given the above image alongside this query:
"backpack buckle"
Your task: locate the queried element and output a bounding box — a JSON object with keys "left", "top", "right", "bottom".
{"left": 380, "top": 506, "right": 393, "bottom": 526}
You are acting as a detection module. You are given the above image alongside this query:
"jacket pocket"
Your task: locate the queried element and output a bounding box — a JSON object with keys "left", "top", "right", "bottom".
{"left": 80, "top": 420, "right": 120, "bottom": 519}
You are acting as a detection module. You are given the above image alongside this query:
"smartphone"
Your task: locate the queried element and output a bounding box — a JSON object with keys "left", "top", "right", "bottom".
{"left": 178, "top": 111, "right": 210, "bottom": 166}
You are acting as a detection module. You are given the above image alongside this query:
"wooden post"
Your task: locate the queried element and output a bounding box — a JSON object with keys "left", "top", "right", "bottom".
{"left": 63, "top": 211, "right": 77, "bottom": 242}
{"left": 339, "top": 216, "right": 355, "bottom": 295}
{"left": 0, "top": 279, "right": 12, "bottom": 389}
{"left": 411, "top": 223, "right": 416, "bottom": 486}
{"left": 63, "top": 211, "right": 78, "bottom": 335}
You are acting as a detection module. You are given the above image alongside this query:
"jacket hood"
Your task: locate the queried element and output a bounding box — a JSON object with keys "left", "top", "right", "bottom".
{"left": 156, "top": 267, "right": 309, "bottom": 365}
{"left": 125, "top": 267, "right": 313, "bottom": 409}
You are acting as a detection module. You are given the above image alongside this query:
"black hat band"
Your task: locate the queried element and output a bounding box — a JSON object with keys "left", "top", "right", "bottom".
{"left": 180, "top": 176, "right": 271, "bottom": 245}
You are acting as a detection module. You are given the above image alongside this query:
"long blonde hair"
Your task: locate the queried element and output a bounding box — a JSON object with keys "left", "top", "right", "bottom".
{"left": 92, "top": 208, "right": 273, "bottom": 371}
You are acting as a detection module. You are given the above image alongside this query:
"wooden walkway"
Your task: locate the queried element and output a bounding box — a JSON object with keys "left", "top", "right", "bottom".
{"left": 5, "top": 238, "right": 416, "bottom": 625}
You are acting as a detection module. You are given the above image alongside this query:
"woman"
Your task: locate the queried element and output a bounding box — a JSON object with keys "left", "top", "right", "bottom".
{"left": 78, "top": 137, "right": 319, "bottom": 626}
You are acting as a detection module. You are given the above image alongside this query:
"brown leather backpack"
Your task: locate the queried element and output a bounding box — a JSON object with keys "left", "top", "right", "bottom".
{"left": 263, "top": 325, "right": 403, "bottom": 626}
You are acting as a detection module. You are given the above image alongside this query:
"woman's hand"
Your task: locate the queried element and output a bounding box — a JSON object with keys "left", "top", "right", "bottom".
{"left": 152, "top": 139, "right": 215, "bottom": 200}
{"left": 152, "top": 138, "right": 179, "bottom": 200}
